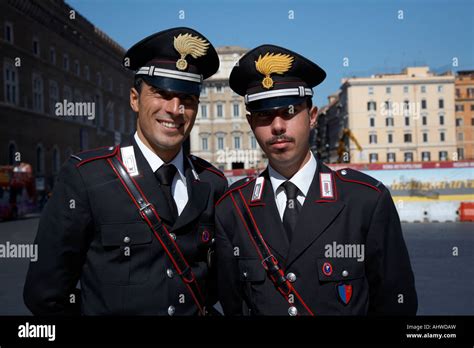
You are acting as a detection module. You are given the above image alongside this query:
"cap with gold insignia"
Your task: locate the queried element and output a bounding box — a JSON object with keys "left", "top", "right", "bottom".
{"left": 123, "top": 27, "right": 219, "bottom": 96}
{"left": 229, "top": 44, "right": 326, "bottom": 112}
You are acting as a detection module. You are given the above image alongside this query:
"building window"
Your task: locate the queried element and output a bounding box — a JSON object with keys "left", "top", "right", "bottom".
{"left": 404, "top": 117, "right": 410, "bottom": 126}
{"left": 201, "top": 87, "right": 208, "bottom": 96}
{"left": 456, "top": 118, "right": 463, "bottom": 127}
{"left": 421, "top": 152, "right": 431, "bottom": 161}
{"left": 403, "top": 86, "right": 409, "bottom": 94}
{"left": 250, "top": 135, "right": 257, "bottom": 149}
{"left": 63, "top": 86, "right": 72, "bottom": 102}
{"left": 471, "top": 104, "right": 474, "bottom": 111}
{"left": 368, "top": 86, "right": 374, "bottom": 95}
{"left": 369, "top": 134, "right": 377, "bottom": 144}
{"left": 49, "top": 47, "right": 56, "bottom": 64}
{"left": 421, "top": 85, "right": 426, "bottom": 93}
{"left": 455, "top": 104, "right": 464, "bottom": 112}
{"left": 439, "top": 151, "right": 448, "bottom": 161}
{"left": 457, "top": 148, "right": 464, "bottom": 160}
{"left": 422, "top": 132, "right": 428, "bottom": 142}
{"left": 4, "top": 22, "right": 14, "bottom": 43}
{"left": 472, "top": 118, "right": 474, "bottom": 126}
{"left": 369, "top": 153, "right": 378, "bottom": 163}
{"left": 4, "top": 61, "right": 19, "bottom": 105}
{"left": 385, "top": 87, "right": 391, "bottom": 94}
{"left": 422, "top": 115, "right": 427, "bottom": 125}
{"left": 233, "top": 103, "right": 240, "bottom": 118}
{"left": 63, "top": 54, "right": 69, "bottom": 71}
{"left": 217, "top": 136, "right": 224, "bottom": 150}
{"left": 404, "top": 133, "right": 412, "bottom": 143}
{"left": 32, "top": 37, "right": 40, "bottom": 57}
{"left": 32, "top": 74, "right": 44, "bottom": 112}
{"left": 74, "top": 60, "right": 80, "bottom": 76}
{"left": 403, "top": 100, "right": 410, "bottom": 116}
{"left": 216, "top": 104, "right": 223, "bottom": 118}
{"left": 216, "top": 85, "right": 223, "bottom": 93}
{"left": 467, "top": 88, "right": 474, "bottom": 97}
{"left": 387, "top": 153, "right": 396, "bottom": 162}
{"left": 386, "top": 117, "right": 394, "bottom": 127}
{"left": 49, "top": 80, "right": 59, "bottom": 115}
{"left": 457, "top": 133, "right": 463, "bottom": 141}
{"left": 369, "top": 118, "right": 375, "bottom": 127}
{"left": 437, "top": 85, "right": 443, "bottom": 93}
{"left": 36, "top": 144, "right": 45, "bottom": 174}
{"left": 201, "top": 137, "right": 208, "bottom": 151}
{"left": 438, "top": 99, "right": 444, "bottom": 109}
{"left": 52, "top": 147, "right": 60, "bottom": 174}
{"left": 439, "top": 115, "right": 444, "bottom": 125}
{"left": 421, "top": 99, "right": 427, "bottom": 109}
{"left": 234, "top": 136, "right": 241, "bottom": 149}
{"left": 367, "top": 101, "right": 376, "bottom": 111}
{"left": 440, "top": 132, "right": 445, "bottom": 142}
{"left": 84, "top": 65, "right": 90, "bottom": 80}
{"left": 387, "top": 133, "right": 393, "bottom": 143}
{"left": 404, "top": 152, "right": 413, "bottom": 162}
{"left": 455, "top": 88, "right": 460, "bottom": 98}
{"left": 200, "top": 104, "right": 208, "bottom": 119}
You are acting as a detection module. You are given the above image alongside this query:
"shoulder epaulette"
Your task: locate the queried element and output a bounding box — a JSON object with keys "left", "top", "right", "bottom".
{"left": 335, "top": 168, "right": 383, "bottom": 193}
{"left": 71, "top": 146, "right": 118, "bottom": 167}
{"left": 188, "top": 155, "right": 226, "bottom": 179}
{"left": 215, "top": 176, "right": 256, "bottom": 207}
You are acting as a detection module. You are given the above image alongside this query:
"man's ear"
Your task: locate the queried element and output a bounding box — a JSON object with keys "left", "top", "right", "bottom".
{"left": 309, "top": 106, "right": 318, "bottom": 129}
{"left": 130, "top": 87, "right": 140, "bottom": 113}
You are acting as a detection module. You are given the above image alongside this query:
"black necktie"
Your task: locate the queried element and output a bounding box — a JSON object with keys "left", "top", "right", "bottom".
{"left": 282, "top": 181, "right": 302, "bottom": 242}
{"left": 155, "top": 164, "right": 178, "bottom": 223}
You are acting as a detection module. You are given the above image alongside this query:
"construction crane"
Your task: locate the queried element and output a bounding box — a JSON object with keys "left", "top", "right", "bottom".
{"left": 337, "top": 128, "right": 363, "bottom": 163}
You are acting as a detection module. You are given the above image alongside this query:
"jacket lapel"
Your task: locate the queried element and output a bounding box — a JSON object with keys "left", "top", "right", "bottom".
{"left": 285, "top": 159, "right": 345, "bottom": 267}
{"left": 246, "top": 170, "right": 289, "bottom": 261}
{"left": 171, "top": 158, "right": 210, "bottom": 232}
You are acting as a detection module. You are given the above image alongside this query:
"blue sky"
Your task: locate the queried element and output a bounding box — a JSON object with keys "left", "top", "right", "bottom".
{"left": 67, "top": 0, "right": 473, "bottom": 106}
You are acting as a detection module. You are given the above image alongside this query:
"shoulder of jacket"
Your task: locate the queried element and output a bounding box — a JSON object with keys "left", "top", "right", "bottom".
{"left": 71, "top": 146, "right": 118, "bottom": 167}
{"left": 188, "top": 155, "right": 226, "bottom": 180}
{"left": 335, "top": 167, "right": 384, "bottom": 193}
{"left": 215, "top": 176, "right": 256, "bottom": 207}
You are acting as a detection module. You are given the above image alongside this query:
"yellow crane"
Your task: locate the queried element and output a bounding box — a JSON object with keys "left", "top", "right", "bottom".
{"left": 337, "top": 128, "right": 363, "bottom": 163}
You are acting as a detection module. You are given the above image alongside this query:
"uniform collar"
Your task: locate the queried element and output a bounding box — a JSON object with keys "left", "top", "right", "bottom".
{"left": 268, "top": 151, "right": 317, "bottom": 197}
{"left": 133, "top": 132, "right": 186, "bottom": 183}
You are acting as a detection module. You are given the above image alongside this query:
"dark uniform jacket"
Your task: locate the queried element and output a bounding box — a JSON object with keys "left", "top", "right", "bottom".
{"left": 24, "top": 139, "right": 228, "bottom": 315}
{"left": 215, "top": 158, "right": 417, "bottom": 315}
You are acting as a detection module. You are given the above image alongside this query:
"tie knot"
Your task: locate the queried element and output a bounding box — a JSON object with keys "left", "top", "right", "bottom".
{"left": 155, "top": 164, "right": 177, "bottom": 186}
{"left": 282, "top": 181, "right": 299, "bottom": 200}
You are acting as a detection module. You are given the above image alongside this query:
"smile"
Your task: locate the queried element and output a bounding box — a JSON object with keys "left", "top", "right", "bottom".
{"left": 156, "top": 119, "right": 184, "bottom": 129}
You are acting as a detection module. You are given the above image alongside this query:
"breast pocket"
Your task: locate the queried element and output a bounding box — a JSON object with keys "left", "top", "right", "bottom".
{"left": 99, "top": 222, "right": 152, "bottom": 285}
{"left": 317, "top": 258, "right": 367, "bottom": 308}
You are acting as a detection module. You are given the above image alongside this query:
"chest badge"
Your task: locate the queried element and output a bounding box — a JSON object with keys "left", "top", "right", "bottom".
{"left": 337, "top": 283, "right": 353, "bottom": 305}
{"left": 322, "top": 262, "right": 333, "bottom": 276}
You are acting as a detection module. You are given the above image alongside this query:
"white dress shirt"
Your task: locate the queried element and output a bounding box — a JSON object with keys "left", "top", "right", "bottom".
{"left": 134, "top": 132, "right": 188, "bottom": 215}
{"left": 268, "top": 152, "right": 317, "bottom": 220}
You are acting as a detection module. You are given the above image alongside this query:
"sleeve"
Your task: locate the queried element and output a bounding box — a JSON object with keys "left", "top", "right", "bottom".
{"left": 365, "top": 186, "right": 418, "bottom": 315}
{"left": 215, "top": 209, "right": 245, "bottom": 316}
{"left": 23, "top": 160, "right": 93, "bottom": 315}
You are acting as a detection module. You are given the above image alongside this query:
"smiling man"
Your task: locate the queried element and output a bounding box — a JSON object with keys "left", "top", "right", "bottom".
{"left": 215, "top": 44, "right": 417, "bottom": 316}
{"left": 24, "top": 28, "right": 228, "bottom": 315}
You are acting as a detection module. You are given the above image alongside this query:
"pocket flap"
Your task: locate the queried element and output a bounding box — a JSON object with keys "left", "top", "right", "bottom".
{"left": 238, "top": 258, "right": 266, "bottom": 282}
{"left": 317, "top": 258, "right": 365, "bottom": 282}
{"left": 101, "top": 222, "right": 152, "bottom": 246}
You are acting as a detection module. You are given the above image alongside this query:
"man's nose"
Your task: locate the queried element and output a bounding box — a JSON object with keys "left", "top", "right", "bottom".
{"left": 271, "top": 115, "right": 286, "bottom": 135}
{"left": 164, "top": 97, "right": 181, "bottom": 116}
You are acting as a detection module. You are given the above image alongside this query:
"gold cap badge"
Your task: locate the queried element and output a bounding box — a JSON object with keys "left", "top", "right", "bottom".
{"left": 255, "top": 52, "right": 294, "bottom": 89}
{"left": 173, "top": 33, "right": 210, "bottom": 71}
